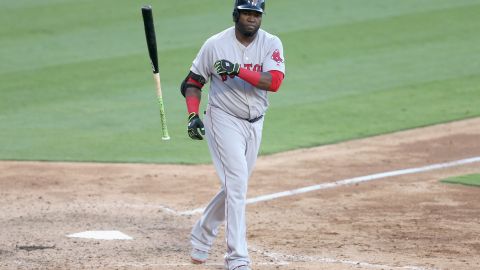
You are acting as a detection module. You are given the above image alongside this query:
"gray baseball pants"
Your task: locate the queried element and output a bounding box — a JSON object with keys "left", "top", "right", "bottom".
{"left": 190, "top": 105, "right": 263, "bottom": 270}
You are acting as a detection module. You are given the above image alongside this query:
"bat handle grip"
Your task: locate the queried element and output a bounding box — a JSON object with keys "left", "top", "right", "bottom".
{"left": 153, "top": 73, "right": 170, "bottom": 140}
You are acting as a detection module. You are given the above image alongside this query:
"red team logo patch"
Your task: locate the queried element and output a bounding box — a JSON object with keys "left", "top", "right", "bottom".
{"left": 271, "top": 49, "right": 283, "bottom": 65}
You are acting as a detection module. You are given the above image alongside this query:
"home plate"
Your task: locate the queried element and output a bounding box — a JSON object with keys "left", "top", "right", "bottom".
{"left": 67, "top": 231, "right": 133, "bottom": 240}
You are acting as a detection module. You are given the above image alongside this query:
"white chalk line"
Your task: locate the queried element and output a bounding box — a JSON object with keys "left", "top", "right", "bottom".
{"left": 178, "top": 156, "right": 480, "bottom": 215}
{"left": 113, "top": 261, "right": 285, "bottom": 267}
{"left": 250, "top": 245, "right": 438, "bottom": 270}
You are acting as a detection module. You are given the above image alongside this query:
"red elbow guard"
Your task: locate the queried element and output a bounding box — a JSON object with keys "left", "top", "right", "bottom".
{"left": 268, "top": 70, "right": 284, "bottom": 92}
{"left": 187, "top": 77, "right": 204, "bottom": 89}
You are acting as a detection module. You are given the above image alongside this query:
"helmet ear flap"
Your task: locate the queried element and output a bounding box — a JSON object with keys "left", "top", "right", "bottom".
{"left": 233, "top": 9, "right": 239, "bottom": 22}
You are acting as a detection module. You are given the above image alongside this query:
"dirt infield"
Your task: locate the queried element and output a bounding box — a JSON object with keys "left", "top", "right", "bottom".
{"left": 1, "top": 118, "right": 480, "bottom": 270}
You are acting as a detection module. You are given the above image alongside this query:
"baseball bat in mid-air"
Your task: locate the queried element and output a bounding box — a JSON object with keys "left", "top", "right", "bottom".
{"left": 141, "top": 5, "right": 170, "bottom": 140}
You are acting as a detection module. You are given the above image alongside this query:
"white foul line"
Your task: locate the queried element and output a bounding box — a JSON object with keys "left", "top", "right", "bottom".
{"left": 246, "top": 156, "right": 480, "bottom": 204}
{"left": 179, "top": 156, "right": 480, "bottom": 216}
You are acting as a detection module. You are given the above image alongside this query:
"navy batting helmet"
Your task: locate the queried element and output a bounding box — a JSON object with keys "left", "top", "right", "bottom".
{"left": 233, "top": 0, "right": 266, "bottom": 22}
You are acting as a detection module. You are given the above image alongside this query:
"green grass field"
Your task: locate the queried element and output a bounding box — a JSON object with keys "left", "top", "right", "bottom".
{"left": 1, "top": 0, "right": 479, "bottom": 163}
{"left": 441, "top": 174, "right": 480, "bottom": 187}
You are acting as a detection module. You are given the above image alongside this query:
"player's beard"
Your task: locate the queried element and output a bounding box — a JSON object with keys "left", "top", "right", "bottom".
{"left": 236, "top": 22, "right": 260, "bottom": 37}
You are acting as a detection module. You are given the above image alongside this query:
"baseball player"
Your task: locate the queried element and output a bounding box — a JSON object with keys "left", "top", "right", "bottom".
{"left": 180, "top": 1, "right": 285, "bottom": 269}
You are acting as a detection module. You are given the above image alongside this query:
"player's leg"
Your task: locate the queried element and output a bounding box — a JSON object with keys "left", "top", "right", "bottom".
{"left": 245, "top": 118, "right": 264, "bottom": 177}
{"left": 190, "top": 109, "right": 230, "bottom": 260}
{"left": 190, "top": 188, "right": 225, "bottom": 262}
{"left": 205, "top": 106, "right": 252, "bottom": 270}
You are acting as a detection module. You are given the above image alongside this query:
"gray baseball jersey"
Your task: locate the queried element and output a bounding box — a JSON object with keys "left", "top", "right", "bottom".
{"left": 190, "top": 26, "right": 285, "bottom": 270}
{"left": 191, "top": 26, "right": 286, "bottom": 120}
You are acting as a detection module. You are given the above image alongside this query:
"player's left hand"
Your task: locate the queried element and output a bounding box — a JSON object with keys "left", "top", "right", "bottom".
{"left": 187, "top": 112, "right": 205, "bottom": 140}
{"left": 214, "top": 60, "right": 240, "bottom": 76}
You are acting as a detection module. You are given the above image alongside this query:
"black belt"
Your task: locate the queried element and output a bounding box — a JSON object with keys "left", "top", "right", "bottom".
{"left": 247, "top": 115, "right": 263, "bottom": 123}
{"left": 204, "top": 108, "right": 263, "bottom": 123}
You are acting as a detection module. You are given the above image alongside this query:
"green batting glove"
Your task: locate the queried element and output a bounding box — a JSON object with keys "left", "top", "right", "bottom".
{"left": 187, "top": 112, "right": 205, "bottom": 140}
{"left": 214, "top": 60, "right": 240, "bottom": 76}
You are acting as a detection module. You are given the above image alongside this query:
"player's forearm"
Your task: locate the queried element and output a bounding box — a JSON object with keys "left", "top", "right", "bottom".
{"left": 185, "top": 87, "right": 201, "bottom": 114}
{"left": 185, "top": 87, "right": 201, "bottom": 99}
{"left": 256, "top": 72, "right": 273, "bottom": 90}
{"left": 238, "top": 68, "right": 283, "bottom": 92}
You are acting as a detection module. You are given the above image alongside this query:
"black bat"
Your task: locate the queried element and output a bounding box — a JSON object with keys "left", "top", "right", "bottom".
{"left": 141, "top": 5, "right": 170, "bottom": 140}
{"left": 141, "top": 6, "right": 159, "bottom": 74}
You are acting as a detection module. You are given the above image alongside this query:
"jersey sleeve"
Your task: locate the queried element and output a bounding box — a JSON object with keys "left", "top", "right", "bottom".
{"left": 190, "top": 39, "right": 213, "bottom": 84}
{"left": 263, "top": 37, "right": 286, "bottom": 75}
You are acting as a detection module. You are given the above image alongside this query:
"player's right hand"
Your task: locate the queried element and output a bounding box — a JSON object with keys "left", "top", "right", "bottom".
{"left": 187, "top": 112, "right": 205, "bottom": 140}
